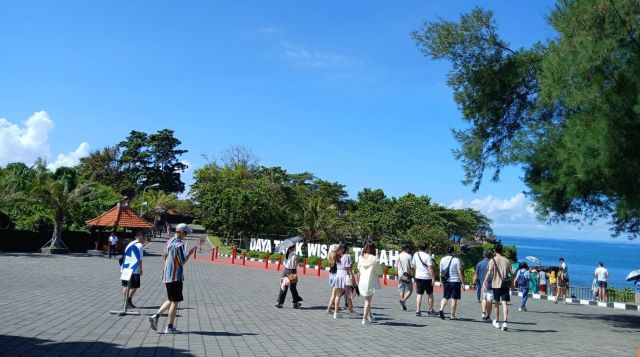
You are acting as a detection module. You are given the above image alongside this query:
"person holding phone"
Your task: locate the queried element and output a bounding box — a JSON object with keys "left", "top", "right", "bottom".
{"left": 149, "top": 223, "right": 197, "bottom": 334}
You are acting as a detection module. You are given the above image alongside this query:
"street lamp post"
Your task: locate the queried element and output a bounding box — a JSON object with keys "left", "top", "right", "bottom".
{"left": 140, "top": 183, "right": 160, "bottom": 216}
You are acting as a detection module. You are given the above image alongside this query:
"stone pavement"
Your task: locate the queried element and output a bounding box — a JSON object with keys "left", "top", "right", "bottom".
{"left": 1, "top": 235, "right": 639, "bottom": 357}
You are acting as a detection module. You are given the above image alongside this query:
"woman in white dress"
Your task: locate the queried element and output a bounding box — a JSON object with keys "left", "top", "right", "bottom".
{"left": 358, "top": 241, "right": 382, "bottom": 325}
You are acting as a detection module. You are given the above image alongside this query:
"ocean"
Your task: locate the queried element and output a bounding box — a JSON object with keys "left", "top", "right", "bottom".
{"left": 498, "top": 235, "right": 640, "bottom": 289}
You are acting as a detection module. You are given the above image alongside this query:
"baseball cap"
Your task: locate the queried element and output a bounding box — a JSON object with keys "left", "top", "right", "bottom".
{"left": 175, "top": 223, "right": 192, "bottom": 233}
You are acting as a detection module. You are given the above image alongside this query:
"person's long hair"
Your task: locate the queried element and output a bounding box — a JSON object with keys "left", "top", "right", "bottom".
{"left": 362, "top": 241, "right": 376, "bottom": 256}
{"left": 336, "top": 244, "right": 347, "bottom": 261}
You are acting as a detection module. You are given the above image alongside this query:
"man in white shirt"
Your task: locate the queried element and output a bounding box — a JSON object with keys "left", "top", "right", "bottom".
{"left": 396, "top": 243, "right": 413, "bottom": 310}
{"left": 412, "top": 243, "right": 435, "bottom": 316}
{"left": 594, "top": 261, "right": 609, "bottom": 302}
{"left": 559, "top": 257, "right": 569, "bottom": 286}
{"left": 121, "top": 231, "right": 147, "bottom": 308}
{"left": 439, "top": 245, "right": 465, "bottom": 320}
{"left": 108, "top": 232, "right": 118, "bottom": 259}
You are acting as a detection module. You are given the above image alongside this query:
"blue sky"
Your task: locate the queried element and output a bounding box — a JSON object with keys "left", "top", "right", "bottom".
{"left": 0, "top": 1, "right": 630, "bottom": 241}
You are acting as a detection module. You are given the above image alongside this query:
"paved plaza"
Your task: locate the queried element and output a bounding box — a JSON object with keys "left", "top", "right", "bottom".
{"left": 1, "top": 235, "right": 639, "bottom": 357}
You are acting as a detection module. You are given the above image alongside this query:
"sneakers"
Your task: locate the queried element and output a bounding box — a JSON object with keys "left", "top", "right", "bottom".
{"left": 416, "top": 311, "right": 422, "bottom": 317}
{"left": 481, "top": 313, "right": 487, "bottom": 320}
{"left": 428, "top": 309, "right": 437, "bottom": 316}
{"left": 399, "top": 300, "right": 407, "bottom": 311}
{"left": 275, "top": 304, "right": 283, "bottom": 309}
{"left": 164, "top": 326, "right": 182, "bottom": 334}
{"left": 333, "top": 312, "right": 342, "bottom": 319}
{"left": 501, "top": 322, "right": 508, "bottom": 331}
{"left": 492, "top": 319, "right": 500, "bottom": 329}
{"left": 293, "top": 302, "right": 301, "bottom": 309}
{"left": 439, "top": 310, "right": 445, "bottom": 320}
{"left": 361, "top": 319, "right": 372, "bottom": 325}
{"left": 518, "top": 307, "right": 523, "bottom": 312}
{"left": 368, "top": 314, "right": 376, "bottom": 322}
{"left": 148, "top": 315, "right": 159, "bottom": 331}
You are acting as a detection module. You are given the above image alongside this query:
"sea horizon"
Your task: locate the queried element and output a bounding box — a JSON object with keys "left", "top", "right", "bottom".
{"left": 497, "top": 234, "right": 639, "bottom": 290}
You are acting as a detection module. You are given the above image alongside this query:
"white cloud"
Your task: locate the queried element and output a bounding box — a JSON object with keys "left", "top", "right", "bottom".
{"left": 0, "top": 111, "right": 53, "bottom": 165}
{"left": 0, "top": 111, "right": 89, "bottom": 169}
{"left": 448, "top": 193, "right": 613, "bottom": 239}
{"left": 253, "top": 27, "right": 282, "bottom": 33}
{"left": 47, "top": 142, "right": 90, "bottom": 171}
{"left": 279, "top": 41, "right": 356, "bottom": 69}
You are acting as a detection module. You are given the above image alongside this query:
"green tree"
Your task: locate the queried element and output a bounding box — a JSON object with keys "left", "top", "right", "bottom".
{"left": 112, "top": 129, "right": 188, "bottom": 198}
{"left": 413, "top": 2, "right": 640, "bottom": 237}
{"left": 29, "top": 167, "right": 91, "bottom": 250}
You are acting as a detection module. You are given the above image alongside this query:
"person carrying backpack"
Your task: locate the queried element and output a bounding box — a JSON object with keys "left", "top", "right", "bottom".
{"left": 515, "top": 262, "right": 531, "bottom": 312}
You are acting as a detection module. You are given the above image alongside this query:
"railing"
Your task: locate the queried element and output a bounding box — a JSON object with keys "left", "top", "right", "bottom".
{"left": 566, "top": 285, "right": 636, "bottom": 303}
{"left": 568, "top": 286, "right": 593, "bottom": 300}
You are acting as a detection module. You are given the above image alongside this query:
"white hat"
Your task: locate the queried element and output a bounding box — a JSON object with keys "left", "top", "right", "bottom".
{"left": 176, "top": 223, "right": 192, "bottom": 233}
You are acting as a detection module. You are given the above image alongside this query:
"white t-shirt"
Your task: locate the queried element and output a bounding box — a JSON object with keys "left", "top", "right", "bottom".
{"left": 538, "top": 271, "right": 547, "bottom": 285}
{"left": 594, "top": 266, "right": 608, "bottom": 282}
{"left": 108, "top": 235, "right": 118, "bottom": 245}
{"left": 122, "top": 241, "right": 143, "bottom": 274}
{"left": 440, "top": 255, "right": 461, "bottom": 283}
{"left": 412, "top": 251, "right": 433, "bottom": 280}
{"left": 396, "top": 252, "right": 413, "bottom": 277}
{"left": 560, "top": 261, "right": 569, "bottom": 278}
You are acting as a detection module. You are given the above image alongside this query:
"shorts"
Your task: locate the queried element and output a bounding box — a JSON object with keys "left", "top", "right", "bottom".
{"left": 398, "top": 280, "right": 413, "bottom": 293}
{"left": 481, "top": 289, "right": 494, "bottom": 301}
{"left": 443, "top": 282, "right": 461, "bottom": 300}
{"left": 415, "top": 279, "right": 433, "bottom": 295}
{"left": 492, "top": 287, "right": 510, "bottom": 302}
{"left": 597, "top": 281, "right": 607, "bottom": 289}
{"left": 165, "top": 281, "right": 184, "bottom": 302}
{"left": 121, "top": 274, "right": 141, "bottom": 288}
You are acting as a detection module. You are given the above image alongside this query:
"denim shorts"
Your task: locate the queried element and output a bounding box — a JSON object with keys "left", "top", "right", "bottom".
{"left": 398, "top": 280, "right": 413, "bottom": 293}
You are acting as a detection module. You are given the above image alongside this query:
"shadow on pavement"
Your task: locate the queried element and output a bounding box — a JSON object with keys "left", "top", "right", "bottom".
{"left": 190, "top": 331, "right": 258, "bottom": 336}
{"left": 0, "top": 335, "right": 194, "bottom": 356}
{"left": 378, "top": 321, "right": 427, "bottom": 327}
{"left": 0, "top": 253, "right": 59, "bottom": 258}
{"left": 559, "top": 312, "right": 640, "bottom": 330}
{"left": 508, "top": 328, "right": 558, "bottom": 333}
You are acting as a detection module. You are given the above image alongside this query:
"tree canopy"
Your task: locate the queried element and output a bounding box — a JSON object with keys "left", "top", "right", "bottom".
{"left": 190, "top": 149, "right": 493, "bottom": 254}
{"left": 413, "top": 1, "right": 640, "bottom": 237}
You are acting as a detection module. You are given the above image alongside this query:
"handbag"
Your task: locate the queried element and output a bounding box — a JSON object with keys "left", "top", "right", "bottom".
{"left": 441, "top": 256, "right": 453, "bottom": 283}
{"left": 400, "top": 258, "right": 413, "bottom": 283}
{"left": 287, "top": 273, "right": 298, "bottom": 284}
{"left": 345, "top": 274, "right": 353, "bottom": 286}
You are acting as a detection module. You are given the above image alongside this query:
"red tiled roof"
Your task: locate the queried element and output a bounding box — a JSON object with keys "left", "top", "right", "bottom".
{"left": 85, "top": 202, "right": 154, "bottom": 228}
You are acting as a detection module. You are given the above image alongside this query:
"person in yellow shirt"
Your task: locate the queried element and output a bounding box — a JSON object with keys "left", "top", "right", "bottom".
{"left": 549, "top": 270, "right": 557, "bottom": 296}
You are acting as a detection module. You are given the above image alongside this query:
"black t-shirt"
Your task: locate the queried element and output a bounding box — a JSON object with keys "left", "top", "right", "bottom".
{"left": 329, "top": 262, "right": 337, "bottom": 274}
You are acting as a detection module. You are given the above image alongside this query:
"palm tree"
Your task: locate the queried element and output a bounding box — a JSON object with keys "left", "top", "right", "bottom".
{"left": 31, "top": 171, "right": 91, "bottom": 252}
{"left": 139, "top": 190, "right": 178, "bottom": 236}
{"left": 299, "top": 195, "right": 336, "bottom": 242}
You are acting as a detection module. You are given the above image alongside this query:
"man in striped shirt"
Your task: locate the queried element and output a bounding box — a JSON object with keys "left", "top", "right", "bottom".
{"left": 149, "top": 223, "right": 197, "bottom": 334}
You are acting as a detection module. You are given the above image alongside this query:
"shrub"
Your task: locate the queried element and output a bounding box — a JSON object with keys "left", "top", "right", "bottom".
{"left": 307, "top": 256, "right": 319, "bottom": 266}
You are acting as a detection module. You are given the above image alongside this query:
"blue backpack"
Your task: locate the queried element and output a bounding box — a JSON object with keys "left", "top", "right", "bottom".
{"left": 516, "top": 269, "right": 528, "bottom": 286}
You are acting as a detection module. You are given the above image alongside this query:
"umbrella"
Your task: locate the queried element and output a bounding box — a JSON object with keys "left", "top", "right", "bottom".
{"left": 525, "top": 256, "right": 541, "bottom": 265}
{"left": 274, "top": 236, "right": 303, "bottom": 253}
{"left": 625, "top": 269, "right": 640, "bottom": 282}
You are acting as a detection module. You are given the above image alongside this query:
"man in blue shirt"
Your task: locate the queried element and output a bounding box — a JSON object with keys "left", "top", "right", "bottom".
{"left": 474, "top": 250, "right": 492, "bottom": 321}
